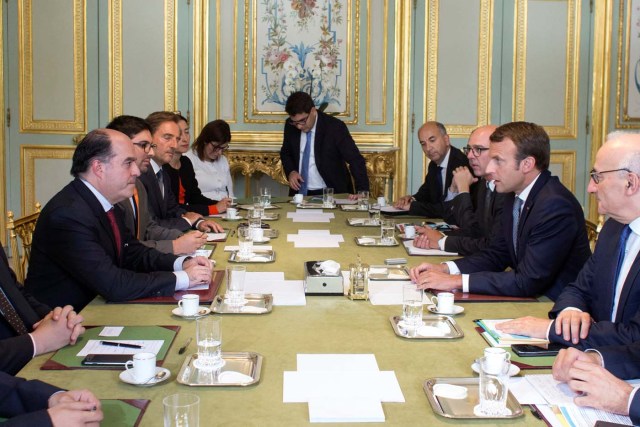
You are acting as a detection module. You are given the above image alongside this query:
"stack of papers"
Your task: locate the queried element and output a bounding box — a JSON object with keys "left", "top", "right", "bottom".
{"left": 243, "top": 272, "right": 306, "bottom": 305}
{"left": 283, "top": 354, "right": 404, "bottom": 423}
{"left": 287, "top": 230, "right": 344, "bottom": 248}
{"left": 402, "top": 241, "right": 458, "bottom": 256}
{"left": 287, "top": 209, "right": 335, "bottom": 223}
{"left": 476, "top": 319, "right": 548, "bottom": 346}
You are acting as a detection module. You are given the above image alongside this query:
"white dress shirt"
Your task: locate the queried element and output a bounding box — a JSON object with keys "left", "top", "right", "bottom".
{"left": 298, "top": 116, "right": 327, "bottom": 191}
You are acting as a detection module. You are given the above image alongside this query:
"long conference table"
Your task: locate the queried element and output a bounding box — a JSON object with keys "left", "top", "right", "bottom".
{"left": 18, "top": 198, "right": 553, "bottom": 426}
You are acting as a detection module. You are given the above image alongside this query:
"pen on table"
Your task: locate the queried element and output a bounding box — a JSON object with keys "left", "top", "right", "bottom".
{"left": 100, "top": 341, "right": 142, "bottom": 349}
{"left": 178, "top": 337, "right": 192, "bottom": 354}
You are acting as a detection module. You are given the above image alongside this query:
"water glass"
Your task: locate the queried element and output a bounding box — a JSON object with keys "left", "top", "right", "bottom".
{"left": 402, "top": 283, "right": 423, "bottom": 328}
{"left": 476, "top": 356, "right": 511, "bottom": 416}
{"left": 164, "top": 393, "right": 200, "bottom": 427}
{"left": 380, "top": 219, "right": 395, "bottom": 245}
{"left": 226, "top": 265, "right": 246, "bottom": 306}
{"left": 260, "top": 187, "right": 272, "bottom": 208}
{"left": 323, "top": 187, "right": 335, "bottom": 207}
{"left": 237, "top": 226, "right": 253, "bottom": 259}
{"left": 357, "top": 191, "right": 370, "bottom": 210}
{"left": 368, "top": 208, "right": 381, "bottom": 225}
{"left": 248, "top": 217, "right": 262, "bottom": 241}
{"left": 195, "top": 317, "right": 223, "bottom": 370}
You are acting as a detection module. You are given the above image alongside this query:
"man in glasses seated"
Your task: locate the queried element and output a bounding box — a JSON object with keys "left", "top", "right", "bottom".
{"left": 279, "top": 91, "right": 369, "bottom": 196}
{"left": 413, "top": 125, "right": 507, "bottom": 255}
{"left": 393, "top": 121, "right": 471, "bottom": 218}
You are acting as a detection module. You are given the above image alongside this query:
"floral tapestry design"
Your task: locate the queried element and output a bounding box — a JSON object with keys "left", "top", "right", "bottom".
{"left": 257, "top": 0, "right": 347, "bottom": 111}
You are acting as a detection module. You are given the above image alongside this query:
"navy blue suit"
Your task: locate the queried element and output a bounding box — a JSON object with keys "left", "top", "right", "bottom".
{"left": 25, "top": 179, "right": 180, "bottom": 311}
{"left": 454, "top": 170, "right": 591, "bottom": 300}
{"left": 0, "top": 371, "right": 60, "bottom": 426}
{"left": 548, "top": 219, "right": 640, "bottom": 348}
{"left": 139, "top": 166, "right": 191, "bottom": 232}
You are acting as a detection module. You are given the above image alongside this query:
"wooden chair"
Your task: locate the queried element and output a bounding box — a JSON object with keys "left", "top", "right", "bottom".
{"left": 585, "top": 215, "right": 604, "bottom": 252}
{"left": 6, "top": 203, "right": 41, "bottom": 284}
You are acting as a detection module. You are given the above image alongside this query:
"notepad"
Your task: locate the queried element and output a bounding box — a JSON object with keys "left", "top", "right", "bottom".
{"left": 475, "top": 318, "right": 548, "bottom": 346}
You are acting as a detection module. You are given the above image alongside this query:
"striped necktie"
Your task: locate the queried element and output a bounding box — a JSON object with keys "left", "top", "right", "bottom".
{"left": 0, "top": 288, "right": 28, "bottom": 335}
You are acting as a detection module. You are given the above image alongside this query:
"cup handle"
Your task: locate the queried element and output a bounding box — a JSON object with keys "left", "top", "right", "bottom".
{"left": 430, "top": 296, "right": 438, "bottom": 305}
{"left": 125, "top": 360, "right": 134, "bottom": 371}
{"left": 178, "top": 300, "right": 184, "bottom": 309}
{"left": 505, "top": 353, "right": 511, "bottom": 362}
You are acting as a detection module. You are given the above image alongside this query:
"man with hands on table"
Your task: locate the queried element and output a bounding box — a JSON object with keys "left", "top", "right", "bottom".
{"left": 25, "top": 129, "right": 213, "bottom": 312}
{"left": 409, "top": 121, "right": 590, "bottom": 299}
{"left": 496, "top": 132, "right": 640, "bottom": 348}
{"left": 413, "top": 125, "right": 506, "bottom": 255}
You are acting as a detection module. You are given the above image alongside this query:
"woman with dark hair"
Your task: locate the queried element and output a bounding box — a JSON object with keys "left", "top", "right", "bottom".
{"left": 163, "top": 115, "right": 231, "bottom": 215}
{"left": 184, "top": 119, "right": 234, "bottom": 202}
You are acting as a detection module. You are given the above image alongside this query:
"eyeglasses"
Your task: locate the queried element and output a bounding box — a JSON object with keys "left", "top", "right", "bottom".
{"left": 209, "top": 143, "right": 229, "bottom": 152}
{"left": 463, "top": 145, "right": 490, "bottom": 157}
{"left": 287, "top": 115, "right": 310, "bottom": 127}
{"left": 589, "top": 168, "right": 631, "bottom": 184}
{"left": 132, "top": 142, "right": 157, "bottom": 153}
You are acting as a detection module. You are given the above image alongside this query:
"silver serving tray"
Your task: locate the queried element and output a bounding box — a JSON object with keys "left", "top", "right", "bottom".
{"left": 228, "top": 250, "right": 276, "bottom": 263}
{"left": 340, "top": 204, "right": 368, "bottom": 211}
{"left": 347, "top": 218, "right": 380, "bottom": 227}
{"left": 260, "top": 213, "right": 279, "bottom": 221}
{"left": 177, "top": 352, "right": 263, "bottom": 387}
{"left": 354, "top": 236, "right": 399, "bottom": 247}
{"left": 389, "top": 315, "right": 464, "bottom": 339}
{"left": 210, "top": 293, "right": 273, "bottom": 314}
{"left": 368, "top": 265, "right": 410, "bottom": 281}
{"left": 263, "top": 228, "right": 279, "bottom": 238}
{"left": 423, "top": 377, "right": 523, "bottom": 419}
{"left": 237, "top": 204, "right": 279, "bottom": 210}
{"left": 295, "top": 202, "right": 336, "bottom": 209}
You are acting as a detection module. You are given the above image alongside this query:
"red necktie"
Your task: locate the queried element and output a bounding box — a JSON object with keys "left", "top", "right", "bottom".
{"left": 106, "top": 208, "right": 122, "bottom": 259}
{"left": 0, "top": 288, "right": 28, "bottom": 335}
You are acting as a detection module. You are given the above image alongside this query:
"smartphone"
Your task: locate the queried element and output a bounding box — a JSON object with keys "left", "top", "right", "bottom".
{"left": 511, "top": 343, "right": 567, "bottom": 357}
{"left": 81, "top": 354, "right": 131, "bottom": 366}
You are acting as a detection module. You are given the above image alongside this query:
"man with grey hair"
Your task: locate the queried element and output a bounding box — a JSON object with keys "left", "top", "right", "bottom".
{"left": 497, "top": 131, "right": 640, "bottom": 349}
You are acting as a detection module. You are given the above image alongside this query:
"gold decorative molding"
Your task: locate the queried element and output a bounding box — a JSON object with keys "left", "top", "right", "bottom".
{"left": 616, "top": 0, "right": 640, "bottom": 127}
{"left": 365, "top": 0, "right": 388, "bottom": 125}
{"left": 19, "top": 0, "right": 86, "bottom": 133}
{"left": 193, "top": 0, "right": 209, "bottom": 133}
{"left": 21, "top": 145, "right": 75, "bottom": 214}
{"left": 215, "top": 1, "right": 238, "bottom": 124}
{"left": 0, "top": 2, "right": 5, "bottom": 244}
{"left": 513, "top": 0, "right": 579, "bottom": 138}
{"left": 550, "top": 150, "right": 576, "bottom": 193}
{"left": 164, "top": 0, "right": 177, "bottom": 111}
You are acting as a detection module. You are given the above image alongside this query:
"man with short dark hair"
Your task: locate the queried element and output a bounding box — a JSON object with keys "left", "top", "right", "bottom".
{"left": 410, "top": 121, "right": 591, "bottom": 299}
{"left": 279, "top": 91, "right": 369, "bottom": 196}
{"left": 25, "top": 129, "right": 213, "bottom": 311}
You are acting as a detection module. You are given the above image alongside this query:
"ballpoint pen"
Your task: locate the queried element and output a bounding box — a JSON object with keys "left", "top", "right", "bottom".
{"left": 178, "top": 337, "right": 192, "bottom": 354}
{"left": 100, "top": 341, "right": 142, "bottom": 349}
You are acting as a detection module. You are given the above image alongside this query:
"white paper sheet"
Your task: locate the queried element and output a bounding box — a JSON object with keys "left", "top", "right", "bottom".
{"left": 77, "top": 340, "right": 164, "bottom": 356}
{"left": 193, "top": 248, "right": 213, "bottom": 258}
{"left": 524, "top": 374, "right": 578, "bottom": 405}
{"left": 367, "top": 281, "right": 404, "bottom": 306}
{"left": 206, "top": 232, "right": 227, "bottom": 241}
{"left": 334, "top": 198, "right": 357, "bottom": 205}
{"left": 223, "top": 245, "right": 273, "bottom": 251}
{"left": 402, "top": 241, "right": 458, "bottom": 256}
{"left": 287, "top": 210, "right": 335, "bottom": 223}
{"left": 308, "top": 398, "right": 385, "bottom": 423}
{"left": 509, "top": 377, "right": 548, "bottom": 405}
{"left": 287, "top": 231, "right": 344, "bottom": 248}
{"left": 99, "top": 326, "right": 124, "bottom": 337}
{"left": 245, "top": 272, "right": 285, "bottom": 281}
{"left": 297, "top": 354, "right": 380, "bottom": 372}
{"left": 244, "top": 279, "right": 306, "bottom": 305}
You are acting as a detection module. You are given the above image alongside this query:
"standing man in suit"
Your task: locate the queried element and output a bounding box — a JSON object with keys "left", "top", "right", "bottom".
{"left": 107, "top": 115, "right": 207, "bottom": 255}
{"left": 25, "top": 129, "right": 213, "bottom": 311}
{"left": 409, "top": 121, "right": 591, "bottom": 300}
{"left": 497, "top": 132, "right": 640, "bottom": 347}
{"left": 0, "top": 370, "right": 103, "bottom": 425}
{"left": 413, "top": 125, "right": 506, "bottom": 255}
{"left": 0, "top": 246, "right": 85, "bottom": 375}
{"left": 394, "top": 122, "right": 471, "bottom": 218}
{"left": 139, "top": 111, "right": 222, "bottom": 233}
{"left": 279, "top": 91, "right": 369, "bottom": 196}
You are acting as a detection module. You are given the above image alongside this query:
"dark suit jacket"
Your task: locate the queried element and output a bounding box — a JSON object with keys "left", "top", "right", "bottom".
{"left": 117, "top": 180, "right": 182, "bottom": 254}
{"left": 25, "top": 179, "right": 180, "bottom": 311}
{"left": 410, "top": 146, "right": 470, "bottom": 218}
{"left": 138, "top": 165, "right": 191, "bottom": 231}
{"left": 0, "top": 248, "right": 50, "bottom": 375}
{"left": 548, "top": 219, "right": 640, "bottom": 348}
{"left": 163, "top": 156, "right": 218, "bottom": 216}
{"left": 454, "top": 170, "right": 591, "bottom": 300}
{"left": 280, "top": 110, "right": 369, "bottom": 194}
{"left": 0, "top": 371, "right": 59, "bottom": 426}
{"left": 442, "top": 178, "right": 506, "bottom": 255}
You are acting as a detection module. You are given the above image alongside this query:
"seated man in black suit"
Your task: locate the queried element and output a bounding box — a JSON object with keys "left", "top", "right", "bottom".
{"left": 0, "top": 370, "right": 103, "bottom": 425}
{"left": 497, "top": 132, "right": 640, "bottom": 347}
{"left": 107, "top": 115, "right": 207, "bottom": 255}
{"left": 552, "top": 346, "right": 639, "bottom": 424}
{"left": 25, "top": 129, "right": 213, "bottom": 311}
{"left": 139, "top": 111, "right": 222, "bottom": 233}
{"left": 279, "top": 91, "right": 369, "bottom": 196}
{"left": 409, "top": 122, "right": 591, "bottom": 300}
{"left": 0, "top": 246, "right": 85, "bottom": 375}
{"left": 413, "top": 125, "right": 506, "bottom": 255}
{"left": 394, "top": 121, "right": 471, "bottom": 218}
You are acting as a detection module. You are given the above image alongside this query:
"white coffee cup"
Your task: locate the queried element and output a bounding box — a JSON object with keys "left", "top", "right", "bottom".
{"left": 226, "top": 207, "right": 238, "bottom": 219}
{"left": 293, "top": 194, "right": 304, "bottom": 203}
{"left": 125, "top": 352, "right": 156, "bottom": 383}
{"left": 404, "top": 225, "right": 416, "bottom": 238}
{"left": 178, "top": 294, "right": 199, "bottom": 316}
{"left": 252, "top": 227, "right": 264, "bottom": 241}
{"left": 430, "top": 292, "right": 454, "bottom": 313}
{"left": 483, "top": 347, "right": 512, "bottom": 375}
{"left": 377, "top": 196, "right": 386, "bottom": 207}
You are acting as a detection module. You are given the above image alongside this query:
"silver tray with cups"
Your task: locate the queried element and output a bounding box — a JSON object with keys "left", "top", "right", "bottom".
{"left": 423, "top": 377, "right": 523, "bottom": 419}
{"left": 259, "top": 212, "right": 280, "bottom": 221}
{"left": 368, "top": 265, "right": 410, "bottom": 281}
{"left": 295, "top": 202, "right": 337, "bottom": 209}
{"left": 354, "top": 236, "right": 399, "bottom": 247}
{"left": 176, "top": 352, "right": 263, "bottom": 387}
{"left": 263, "top": 228, "right": 279, "bottom": 238}
{"left": 389, "top": 315, "right": 464, "bottom": 339}
{"left": 228, "top": 250, "right": 276, "bottom": 263}
{"left": 346, "top": 218, "right": 381, "bottom": 227}
{"left": 340, "top": 204, "right": 367, "bottom": 211}
{"left": 210, "top": 294, "right": 273, "bottom": 314}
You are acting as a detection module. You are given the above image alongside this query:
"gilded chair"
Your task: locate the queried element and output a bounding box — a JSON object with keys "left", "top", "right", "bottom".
{"left": 6, "top": 203, "right": 41, "bottom": 284}
{"left": 585, "top": 215, "right": 604, "bottom": 252}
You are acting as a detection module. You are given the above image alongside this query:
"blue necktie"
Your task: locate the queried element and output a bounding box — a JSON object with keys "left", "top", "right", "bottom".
{"left": 435, "top": 166, "right": 444, "bottom": 199}
{"left": 512, "top": 197, "right": 523, "bottom": 253}
{"left": 612, "top": 225, "right": 632, "bottom": 317}
{"left": 300, "top": 131, "right": 312, "bottom": 195}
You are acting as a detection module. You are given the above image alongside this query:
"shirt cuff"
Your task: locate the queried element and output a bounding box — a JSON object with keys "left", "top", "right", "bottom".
{"left": 28, "top": 333, "right": 37, "bottom": 357}
{"left": 194, "top": 219, "right": 205, "bottom": 229}
{"left": 585, "top": 348, "right": 605, "bottom": 367}
{"left": 461, "top": 275, "right": 470, "bottom": 293}
{"left": 445, "top": 261, "right": 460, "bottom": 275}
{"left": 173, "top": 256, "right": 188, "bottom": 271}
{"left": 181, "top": 216, "right": 193, "bottom": 226}
{"left": 444, "top": 191, "right": 458, "bottom": 202}
{"left": 438, "top": 236, "right": 447, "bottom": 251}
{"left": 174, "top": 271, "right": 189, "bottom": 291}
{"left": 545, "top": 320, "right": 554, "bottom": 340}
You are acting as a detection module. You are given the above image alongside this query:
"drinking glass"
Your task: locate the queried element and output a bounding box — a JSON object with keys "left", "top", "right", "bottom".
{"left": 357, "top": 191, "right": 370, "bottom": 210}
{"left": 226, "top": 265, "right": 246, "bottom": 306}
{"left": 237, "top": 226, "right": 253, "bottom": 259}
{"left": 380, "top": 219, "right": 395, "bottom": 245}
{"left": 260, "top": 187, "right": 272, "bottom": 208}
{"left": 163, "top": 393, "right": 199, "bottom": 427}
{"left": 195, "top": 317, "right": 223, "bottom": 370}
{"left": 476, "top": 356, "right": 511, "bottom": 416}
{"left": 323, "top": 187, "right": 335, "bottom": 208}
{"left": 402, "top": 283, "right": 423, "bottom": 328}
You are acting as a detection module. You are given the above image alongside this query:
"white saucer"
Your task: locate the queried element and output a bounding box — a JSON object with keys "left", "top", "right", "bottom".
{"left": 471, "top": 362, "right": 520, "bottom": 377}
{"left": 252, "top": 237, "right": 271, "bottom": 244}
{"left": 427, "top": 304, "right": 464, "bottom": 315}
{"left": 119, "top": 367, "right": 170, "bottom": 386}
{"left": 223, "top": 216, "right": 242, "bottom": 221}
{"left": 172, "top": 306, "right": 211, "bottom": 318}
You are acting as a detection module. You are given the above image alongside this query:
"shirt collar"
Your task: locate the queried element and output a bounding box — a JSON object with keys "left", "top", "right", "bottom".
{"left": 515, "top": 172, "right": 542, "bottom": 205}
{"left": 629, "top": 217, "right": 640, "bottom": 235}
{"left": 150, "top": 159, "right": 161, "bottom": 174}
{"left": 80, "top": 179, "right": 113, "bottom": 213}
{"left": 487, "top": 179, "right": 496, "bottom": 192}
{"left": 305, "top": 111, "right": 318, "bottom": 136}
{"left": 438, "top": 147, "right": 451, "bottom": 169}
